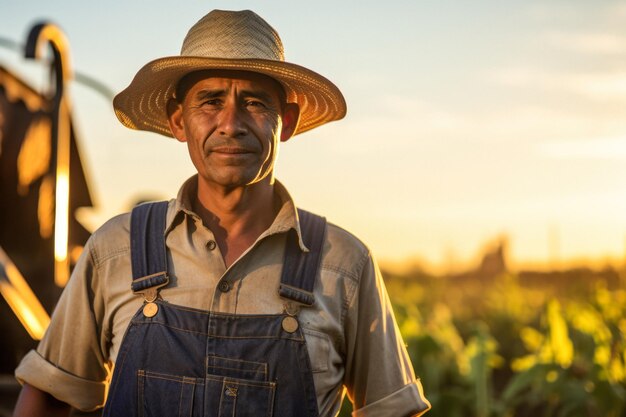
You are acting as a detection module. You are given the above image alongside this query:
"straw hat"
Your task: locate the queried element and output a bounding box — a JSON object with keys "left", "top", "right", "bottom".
{"left": 113, "top": 9, "right": 347, "bottom": 138}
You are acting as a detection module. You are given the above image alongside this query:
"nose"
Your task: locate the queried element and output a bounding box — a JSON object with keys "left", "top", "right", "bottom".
{"left": 217, "top": 101, "right": 247, "bottom": 138}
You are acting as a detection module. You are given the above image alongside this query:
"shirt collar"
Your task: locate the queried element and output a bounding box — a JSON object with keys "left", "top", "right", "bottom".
{"left": 166, "top": 175, "right": 309, "bottom": 252}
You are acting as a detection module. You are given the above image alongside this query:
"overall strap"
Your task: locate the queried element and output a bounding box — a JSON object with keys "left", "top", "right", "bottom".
{"left": 130, "top": 201, "right": 170, "bottom": 293}
{"left": 279, "top": 209, "right": 327, "bottom": 306}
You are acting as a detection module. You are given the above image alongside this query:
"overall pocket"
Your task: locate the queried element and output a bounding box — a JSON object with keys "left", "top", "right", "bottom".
{"left": 205, "top": 356, "right": 276, "bottom": 417}
{"left": 206, "top": 375, "right": 276, "bottom": 417}
{"left": 137, "top": 369, "right": 204, "bottom": 417}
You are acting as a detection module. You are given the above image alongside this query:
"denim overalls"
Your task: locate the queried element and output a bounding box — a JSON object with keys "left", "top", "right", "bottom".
{"left": 103, "top": 202, "right": 326, "bottom": 417}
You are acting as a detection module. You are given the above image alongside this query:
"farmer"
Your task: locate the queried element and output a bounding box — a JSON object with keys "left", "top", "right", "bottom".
{"left": 13, "top": 9, "right": 430, "bottom": 417}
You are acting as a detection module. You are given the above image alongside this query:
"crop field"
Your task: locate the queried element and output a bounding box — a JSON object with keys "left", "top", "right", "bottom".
{"left": 340, "top": 266, "right": 626, "bottom": 417}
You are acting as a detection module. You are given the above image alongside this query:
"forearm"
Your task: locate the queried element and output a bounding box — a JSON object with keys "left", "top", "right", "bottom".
{"left": 13, "top": 383, "right": 72, "bottom": 417}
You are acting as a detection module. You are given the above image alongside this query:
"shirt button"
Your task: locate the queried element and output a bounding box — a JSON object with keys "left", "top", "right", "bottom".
{"left": 218, "top": 280, "right": 231, "bottom": 293}
{"left": 206, "top": 240, "right": 217, "bottom": 251}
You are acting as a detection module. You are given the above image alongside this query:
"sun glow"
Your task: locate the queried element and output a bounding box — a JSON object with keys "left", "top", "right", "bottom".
{"left": 53, "top": 101, "right": 71, "bottom": 287}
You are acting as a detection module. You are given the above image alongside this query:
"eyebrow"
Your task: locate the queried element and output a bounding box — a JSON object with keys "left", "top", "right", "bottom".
{"left": 193, "top": 89, "right": 226, "bottom": 101}
{"left": 193, "top": 88, "right": 280, "bottom": 105}
{"left": 242, "top": 90, "right": 277, "bottom": 104}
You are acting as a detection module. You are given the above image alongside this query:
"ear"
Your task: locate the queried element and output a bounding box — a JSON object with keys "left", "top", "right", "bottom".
{"left": 166, "top": 98, "right": 187, "bottom": 142}
{"left": 280, "top": 103, "right": 300, "bottom": 143}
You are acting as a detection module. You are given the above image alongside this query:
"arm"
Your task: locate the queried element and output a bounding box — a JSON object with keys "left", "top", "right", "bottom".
{"left": 343, "top": 251, "right": 431, "bottom": 417}
{"left": 13, "top": 383, "right": 71, "bottom": 417}
{"left": 14, "top": 229, "right": 113, "bottom": 412}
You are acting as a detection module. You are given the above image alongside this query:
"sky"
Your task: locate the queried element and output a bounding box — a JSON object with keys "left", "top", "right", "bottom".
{"left": 1, "top": 0, "right": 625, "bottom": 273}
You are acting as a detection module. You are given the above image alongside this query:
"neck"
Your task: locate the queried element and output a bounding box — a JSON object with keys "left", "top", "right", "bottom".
{"left": 193, "top": 177, "right": 279, "bottom": 267}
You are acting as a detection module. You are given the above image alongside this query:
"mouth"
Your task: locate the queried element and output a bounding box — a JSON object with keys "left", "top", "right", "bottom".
{"left": 209, "top": 146, "right": 254, "bottom": 155}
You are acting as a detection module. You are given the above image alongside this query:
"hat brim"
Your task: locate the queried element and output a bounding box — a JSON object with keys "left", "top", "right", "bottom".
{"left": 113, "top": 56, "right": 347, "bottom": 138}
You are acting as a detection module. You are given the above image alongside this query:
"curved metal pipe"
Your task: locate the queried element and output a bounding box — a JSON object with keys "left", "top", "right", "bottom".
{"left": 24, "top": 22, "right": 72, "bottom": 287}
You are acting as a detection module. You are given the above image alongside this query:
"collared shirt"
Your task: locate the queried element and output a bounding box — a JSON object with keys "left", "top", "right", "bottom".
{"left": 15, "top": 176, "right": 430, "bottom": 417}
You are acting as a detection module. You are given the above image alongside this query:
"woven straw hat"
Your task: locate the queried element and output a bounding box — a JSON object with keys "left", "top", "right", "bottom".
{"left": 113, "top": 9, "right": 347, "bottom": 138}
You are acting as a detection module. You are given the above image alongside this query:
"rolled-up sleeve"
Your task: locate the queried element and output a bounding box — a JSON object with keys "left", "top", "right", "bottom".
{"left": 14, "top": 235, "right": 110, "bottom": 411}
{"left": 343, "top": 252, "right": 430, "bottom": 417}
{"left": 15, "top": 350, "right": 107, "bottom": 411}
{"left": 353, "top": 381, "right": 430, "bottom": 417}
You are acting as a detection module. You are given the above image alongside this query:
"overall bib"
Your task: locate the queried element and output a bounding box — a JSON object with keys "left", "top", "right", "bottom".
{"left": 103, "top": 202, "right": 326, "bottom": 417}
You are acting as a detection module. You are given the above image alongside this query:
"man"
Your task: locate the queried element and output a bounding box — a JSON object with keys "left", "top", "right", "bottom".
{"left": 13, "top": 10, "right": 430, "bottom": 417}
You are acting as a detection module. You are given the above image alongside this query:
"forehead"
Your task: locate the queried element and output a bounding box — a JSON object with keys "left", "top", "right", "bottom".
{"left": 176, "top": 70, "right": 285, "bottom": 101}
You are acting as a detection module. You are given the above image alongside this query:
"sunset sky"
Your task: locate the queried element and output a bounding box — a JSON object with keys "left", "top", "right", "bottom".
{"left": 1, "top": 0, "right": 625, "bottom": 273}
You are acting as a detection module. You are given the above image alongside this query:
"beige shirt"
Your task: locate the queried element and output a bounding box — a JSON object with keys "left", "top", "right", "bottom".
{"left": 15, "top": 176, "right": 430, "bottom": 417}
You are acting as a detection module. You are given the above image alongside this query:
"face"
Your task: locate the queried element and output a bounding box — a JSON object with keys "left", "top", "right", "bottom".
{"left": 167, "top": 70, "right": 299, "bottom": 191}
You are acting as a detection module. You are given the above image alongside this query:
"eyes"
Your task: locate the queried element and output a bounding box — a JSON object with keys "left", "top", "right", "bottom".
{"left": 200, "top": 98, "right": 270, "bottom": 112}
{"left": 244, "top": 100, "right": 268, "bottom": 110}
